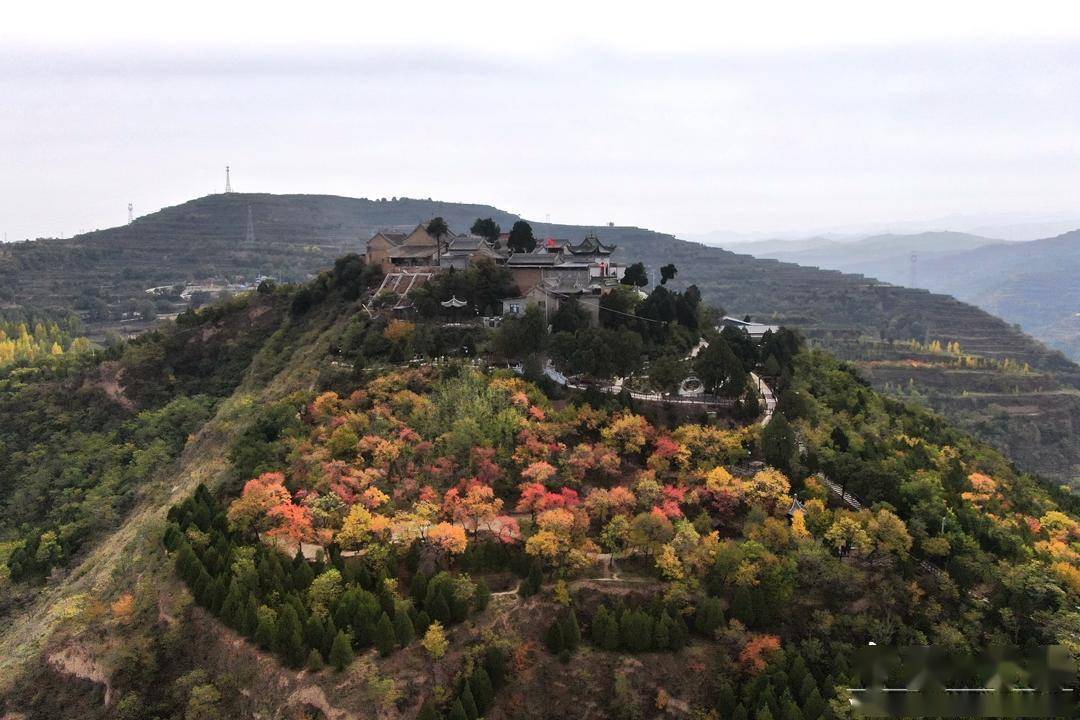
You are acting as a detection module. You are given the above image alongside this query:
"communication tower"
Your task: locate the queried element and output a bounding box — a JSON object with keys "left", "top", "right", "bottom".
{"left": 225, "top": 166, "right": 233, "bottom": 193}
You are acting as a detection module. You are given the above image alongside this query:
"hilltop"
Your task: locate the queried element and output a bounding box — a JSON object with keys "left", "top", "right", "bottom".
{"left": 2, "top": 260, "right": 1079, "bottom": 719}
{"left": 1, "top": 192, "right": 1079, "bottom": 485}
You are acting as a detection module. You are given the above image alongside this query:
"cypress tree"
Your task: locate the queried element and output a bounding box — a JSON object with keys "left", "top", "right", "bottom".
{"left": 394, "top": 608, "right": 416, "bottom": 647}
{"left": 653, "top": 613, "right": 671, "bottom": 650}
{"left": 416, "top": 610, "right": 432, "bottom": 634}
{"left": 254, "top": 614, "right": 275, "bottom": 650}
{"left": 756, "top": 708, "right": 774, "bottom": 720}
{"left": 375, "top": 612, "right": 397, "bottom": 657}
{"left": 447, "top": 699, "right": 468, "bottom": 720}
{"left": 328, "top": 630, "right": 354, "bottom": 671}
{"left": 292, "top": 560, "right": 314, "bottom": 590}
{"left": 417, "top": 698, "right": 441, "bottom": 720}
{"left": 322, "top": 614, "right": 338, "bottom": 654}
{"left": 243, "top": 597, "right": 260, "bottom": 638}
{"left": 561, "top": 610, "right": 581, "bottom": 652}
{"left": 431, "top": 592, "right": 452, "bottom": 624}
{"left": 275, "top": 604, "right": 306, "bottom": 668}
{"left": 715, "top": 679, "right": 737, "bottom": 715}
{"left": 305, "top": 614, "right": 326, "bottom": 654}
{"left": 669, "top": 613, "right": 689, "bottom": 651}
{"left": 519, "top": 561, "right": 542, "bottom": 597}
{"left": 803, "top": 688, "right": 825, "bottom": 720}
{"left": 411, "top": 571, "right": 429, "bottom": 604}
{"left": 470, "top": 667, "right": 494, "bottom": 714}
{"left": 591, "top": 606, "right": 612, "bottom": 647}
{"left": 694, "top": 596, "right": 725, "bottom": 638}
{"left": 474, "top": 578, "right": 491, "bottom": 611}
{"left": 545, "top": 620, "right": 564, "bottom": 654}
{"left": 484, "top": 645, "right": 508, "bottom": 689}
{"left": 305, "top": 648, "right": 325, "bottom": 672}
{"left": 460, "top": 683, "right": 479, "bottom": 720}
{"left": 732, "top": 704, "right": 749, "bottom": 720}
{"left": 798, "top": 673, "right": 817, "bottom": 703}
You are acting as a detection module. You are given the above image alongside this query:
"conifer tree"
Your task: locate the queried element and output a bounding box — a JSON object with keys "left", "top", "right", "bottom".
{"left": 669, "top": 612, "right": 689, "bottom": 651}
{"left": 561, "top": 610, "right": 581, "bottom": 652}
{"left": 469, "top": 667, "right": 494, "bottom": 714}
{"left": 255, "top": 614, "right": 275, "bottom": 650}
{"left": 275, "top": 604, "right": 306, "bottom": 667}
{"left": 484, "top": 645, "right": 508, "bottom": 689}
{"left": 375, "top": 612, "right": 397, "bottom": 657}
{"left": 460, "top": 683, "right": 479, "bottom": 720}
{"left": 545, "top": 620, "right": 564, "bottom": 654}
{"left": 328, "top": 630, "right": 354, "bottom": 671}
{"left": 474, "top": 578, "right": 492, "bottom": 611}
{"left": 417, "top": 698, "right": 441, "bottom": 720}
{"left": 305, "top": 648, "right": 325, "bottom": 672}
{"left": 653, "top": 613, "right": 671, "bottom": 650}
{"left": 591, "top": 606, "right": 613, "bottom": 647}
{"left": 394, "top": 608, "right": 416, "bottom": 647}
{"left": 448, "top": 699, "right": 468, "bottom": 720}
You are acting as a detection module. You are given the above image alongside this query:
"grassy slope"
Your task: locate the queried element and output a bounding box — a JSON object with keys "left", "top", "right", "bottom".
{"left": 0, "top": 292, "right": 348, "bottom": 697}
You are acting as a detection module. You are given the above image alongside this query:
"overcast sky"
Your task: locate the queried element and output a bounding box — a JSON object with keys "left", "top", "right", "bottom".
{"left": 4, "top": 1, "right": 1080, "bottom": 241}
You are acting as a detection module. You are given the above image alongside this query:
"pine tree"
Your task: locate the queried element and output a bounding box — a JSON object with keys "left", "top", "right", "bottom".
{"left": 394, "top": 608, "right": 416, "bottom": 647}
{"left": 328, "top": 630, "right": 354, "bottom": 671}
{"left": 305, "top": 648, "right": 325, "bottom": 672}
{"left": 732, "top": 704, "right": 748, "bottom": 720}
{"left": 375, "top": 612, "right": 397, "bottom": 657}
{"left": 545, "top": 620, "right": 564, "bottom": 654}
{"left": 561, "top": 610, "right": 581, "bottom": 652}
{"left": 322, "top": 615, "right": 338, "bottom": 658}
{"left": 755, "top": 708, "right": 774, "bottom": 720}
{"left": 798, "top": 673, "right": 817, "bottom": 704}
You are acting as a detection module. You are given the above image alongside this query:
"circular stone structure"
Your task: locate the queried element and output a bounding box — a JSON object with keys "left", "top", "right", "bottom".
{"left": 678, "top": 375, "right": 705, "bottom": 397}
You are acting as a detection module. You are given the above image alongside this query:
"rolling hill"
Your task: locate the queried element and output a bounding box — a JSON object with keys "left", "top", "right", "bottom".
{"left": 2, "top": 192, "right": 1079, "bottom": 484}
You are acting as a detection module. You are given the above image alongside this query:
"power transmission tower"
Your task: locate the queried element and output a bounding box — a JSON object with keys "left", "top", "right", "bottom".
{"left": 225, "top": 165, "right": 233, "bottom": 193}
{"left": 245, "top": 205, "right": 256, "bottom": 245}
{"left": 128, "top": 203, "right": 134, "bottom": 224}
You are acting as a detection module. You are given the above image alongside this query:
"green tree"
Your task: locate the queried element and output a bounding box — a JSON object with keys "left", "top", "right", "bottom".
{"left": 448, "top": 699, "right": 468, "bottom": 720}
{"left": 471, "top": 218, "right": 501, "bottom": 244}
{"left": 470, "top": 667, "right": 494, "bottom": 714}
{"left": 328, "top": 630, "right": 354, "bottom": 671}
{"left": 762, "top": 412, "right": 798, "bottom": 476}
{"left": 621, "top": 262, "right": 649, "bottom": 287}
{"left": 394, "top": 608, "right": 416, "bottom": 647}
{"left": 507, "top": 220, "right": 536, "bottom": 253}
{"left": 694, "top": 337, "right": 747, "bottom": 396}
{"left": 561, "top": 610, "right": 581, "bottom": 652}
{"left": 551, "top": 296, "right": 592, "bottom": 334}
{"left": 274, "top": 604, "right": 306, "bottom": 667}
{"left": 660, "top": 263, "right": 678, "bottom": 285}
{"left": 417, "top": 698, "right": 441, "bottom": 720}
{"left": 305, "top": 648, "right": 325, "bottom": 672}
{"left": 375, "top": 612, "right": 397, "bottom": 657}
{"left": 545, "top": 619, "right": 564, "bottom": 654}
{"left": 460, "top": 683, "right": 480, "bottom": 720}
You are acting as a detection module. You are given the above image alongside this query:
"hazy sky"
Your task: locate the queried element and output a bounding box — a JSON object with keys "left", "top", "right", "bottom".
{"left": 4, "top": 1, "right": 1080, "bottom": 241}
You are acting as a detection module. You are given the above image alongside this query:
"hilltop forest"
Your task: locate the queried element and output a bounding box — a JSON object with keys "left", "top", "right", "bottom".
{"left": 1, "top": 252, "right": 1079, "bottom": 719}
{"left": 1, "top": 193, "right": 1076, "bottom": 486}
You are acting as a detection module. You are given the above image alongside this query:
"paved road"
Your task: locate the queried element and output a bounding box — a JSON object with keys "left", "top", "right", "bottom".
{"left": 750, "top": 372, "right": 776, "bottom": 426}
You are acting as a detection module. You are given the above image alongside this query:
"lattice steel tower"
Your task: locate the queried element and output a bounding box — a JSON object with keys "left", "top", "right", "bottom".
{"left": 225, "top": 166, "right": 233, "bottom": 193}
{"left": 128, "top": 203, "right": 134, "bottom": 224}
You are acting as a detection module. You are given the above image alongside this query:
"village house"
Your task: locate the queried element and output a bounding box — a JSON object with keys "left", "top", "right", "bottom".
{"left": 720, "top": 316, "right": 779, "bottom": 340}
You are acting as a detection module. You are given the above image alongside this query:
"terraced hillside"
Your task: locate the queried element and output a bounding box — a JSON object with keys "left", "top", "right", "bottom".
{"left": 2, "top": 192, "right": 1078, "bottom": 483}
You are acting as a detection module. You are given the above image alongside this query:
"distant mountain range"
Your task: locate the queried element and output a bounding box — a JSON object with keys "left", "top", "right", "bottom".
{"left": 742, "top": 230, "right": 1080, "bottom": 362}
